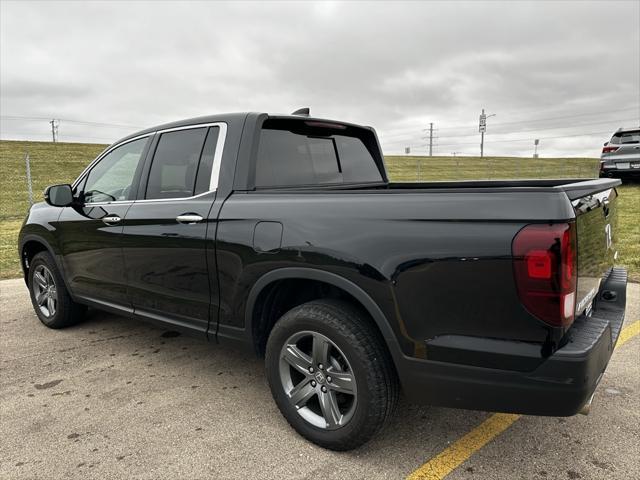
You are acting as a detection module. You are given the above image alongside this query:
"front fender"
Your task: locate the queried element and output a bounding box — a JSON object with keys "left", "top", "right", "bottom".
{"left": 18, "top": 204, "right": 68, "bottom": 290}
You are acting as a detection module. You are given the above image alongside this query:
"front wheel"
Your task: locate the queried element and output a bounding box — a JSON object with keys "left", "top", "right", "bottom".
{"left": 27, "top": 251, "right": 86, "bottom": 329}
{"left": 265, "top": 299, "right": 398, "bottom": 450}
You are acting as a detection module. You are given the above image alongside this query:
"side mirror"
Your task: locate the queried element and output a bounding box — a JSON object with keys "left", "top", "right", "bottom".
{"left": 604, "top": 142, "right": 609, "bottom": 146}
{"left": 44, "top": 184, "right": 74, "bottom": 207}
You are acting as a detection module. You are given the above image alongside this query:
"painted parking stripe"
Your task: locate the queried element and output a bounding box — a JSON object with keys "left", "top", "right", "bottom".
{"left": 406, "top": 319, "right": 640, "bottom": 480}
{"left": 406, "top": 413, "right": 521, "bottom": 480}
{"left": 617, "top": 319, "right": 640, "bottom": 347}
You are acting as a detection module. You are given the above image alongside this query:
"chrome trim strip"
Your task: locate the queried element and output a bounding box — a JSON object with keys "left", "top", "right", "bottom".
{"left": 83, "top": 200, "right": 134, "bottom": 207}
{"left": 74, "top": 121, "right": 227, "bottom": 206}
{"left": 132, "top": 190, "right": 214, "bottom": 203}
{"left": 208, "top": 122, "right": 227, "bottom": 190}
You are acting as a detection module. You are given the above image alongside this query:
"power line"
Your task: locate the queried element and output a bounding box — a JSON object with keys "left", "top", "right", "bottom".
{"left": 433, "top": 106, "right": 640, "bottom": 131}
{"left": 385, "top": 118, "right": 635, "bottom": 145}
{"left": 434, "top": 130, "right": 615, "bottom": 147}
{"left": 377, "top": 105, "right": 640, "bottom": 140}
{"left": 1, "top": 115, "right": 142, "bottom": 129}
{"left": 473, "top": 106, "right": 640, "bottom": 128}
{"left": 0, "top": 131, "right": 115, "bottom": 142}
{"left": 389, "top": 129, "right": 616, "bottom": 150}
{"left": 380, "top": 117, "right": 637, "bottom": 147}
{"left": 433, "top": 117, "right": 638, "bottom": 139}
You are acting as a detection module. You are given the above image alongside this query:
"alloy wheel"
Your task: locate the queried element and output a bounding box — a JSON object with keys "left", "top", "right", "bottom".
{"left": 32, "top": 265, "right": 57, "bottom": 318}
{"left": 279, "top": 330, "right": 357, "bottom": 430}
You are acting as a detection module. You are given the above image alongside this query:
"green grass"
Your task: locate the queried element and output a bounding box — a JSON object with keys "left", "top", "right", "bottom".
{"left": 384, "top": 155, "right": 601, "bottom": 181}
{"left": 615, "top": 184, "right": 640, "bottom": 281}
{"left": 0, "top": 140, "right": 107, "bottom": 279}
{"left": 0, "top": 141, "right": 637, "bottom": 281}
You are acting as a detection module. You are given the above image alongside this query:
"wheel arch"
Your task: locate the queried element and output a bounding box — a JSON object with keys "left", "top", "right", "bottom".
{"left": 19, "top": 234, "right": 70, "bottom": 292}
{"left": 245, "top": 267, "right": 403, "bottom": 365}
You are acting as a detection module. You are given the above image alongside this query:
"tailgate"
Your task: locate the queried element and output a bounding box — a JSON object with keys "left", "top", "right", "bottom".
{"left": 572, "top": 186, "right": 619, "bottom": 317}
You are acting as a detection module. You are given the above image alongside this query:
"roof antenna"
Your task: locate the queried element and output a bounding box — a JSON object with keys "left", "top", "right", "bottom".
{"left": 291, "top": 107, "right": 310, "bottom": 117}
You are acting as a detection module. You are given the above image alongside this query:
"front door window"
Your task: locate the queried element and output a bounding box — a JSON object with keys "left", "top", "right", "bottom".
{"left": 83, "top": 137, "right": 148, "bottom": 203}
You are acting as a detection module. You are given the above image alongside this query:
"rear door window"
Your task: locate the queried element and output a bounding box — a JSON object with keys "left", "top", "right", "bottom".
{"left": 145, "top": 128, "right": 207, "bottom": 199}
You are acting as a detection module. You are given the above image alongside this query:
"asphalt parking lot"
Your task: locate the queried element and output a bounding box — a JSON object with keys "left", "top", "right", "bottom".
{"left": 1, "top": 279, "right": 638, "bottom": 480}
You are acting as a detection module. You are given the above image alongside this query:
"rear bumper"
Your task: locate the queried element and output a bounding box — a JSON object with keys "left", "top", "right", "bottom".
{"left": 398, "top": 268, "right": 627, "bottom": 416}
{"left": 601, "top": 169, "right": 640, "bottom": 177}
{"left": 601, "top": 160, "right": 640, "bottom": 176}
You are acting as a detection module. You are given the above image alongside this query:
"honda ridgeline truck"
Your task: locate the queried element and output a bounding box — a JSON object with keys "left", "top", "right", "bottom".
{"left": 19, "top": 112, "right": 627, "bottom": 450}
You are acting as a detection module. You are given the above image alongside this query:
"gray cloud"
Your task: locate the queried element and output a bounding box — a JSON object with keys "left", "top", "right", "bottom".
{"left": 1, "top": 0, "right": 638, "bottom": 157}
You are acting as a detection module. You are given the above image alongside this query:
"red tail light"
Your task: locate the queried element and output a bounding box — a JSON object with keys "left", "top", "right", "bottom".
{"left": 512, "top": 223, "right": 577, "bottom": 328}
{"left": 602, "top": 145, "right": 619, "bottom": 153}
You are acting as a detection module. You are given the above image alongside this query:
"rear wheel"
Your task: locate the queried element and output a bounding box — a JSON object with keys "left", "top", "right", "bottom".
{"left": 27, "top": 252, "right": 86, "bottom": 329}
{"left": 265, "top": 299, "right": 398, "bottom": 450}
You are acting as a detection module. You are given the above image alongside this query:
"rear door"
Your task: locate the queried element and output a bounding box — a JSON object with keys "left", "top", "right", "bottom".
{"left": 121, "top": 123, "right": 226, "bottom": 334}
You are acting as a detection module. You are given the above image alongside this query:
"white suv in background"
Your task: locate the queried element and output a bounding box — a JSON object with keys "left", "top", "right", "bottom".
{"left": 600, "top": 127, "right": 640, "bottom": 178}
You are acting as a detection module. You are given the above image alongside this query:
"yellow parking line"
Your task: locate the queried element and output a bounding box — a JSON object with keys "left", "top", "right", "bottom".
{"left": 406, "top": 413, "right": 521, "bottom": 480}
{"left": 406, "top": 319, "right": 640, "bottom": 480}
{"left": 617, "top": 319, "right": 640, "bottom": 347}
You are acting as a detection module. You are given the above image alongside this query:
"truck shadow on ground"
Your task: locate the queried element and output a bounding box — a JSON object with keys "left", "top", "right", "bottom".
{"left": 71, "top": 308, "right": 489, "bottom": 462}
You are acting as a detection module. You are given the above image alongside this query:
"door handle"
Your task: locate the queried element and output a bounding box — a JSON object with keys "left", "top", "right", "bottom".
{"left": 102, "top": 215, "right": 121, "bottom": 225}
{"left": 176, "top": 214, "right": 203, "bottom": 224}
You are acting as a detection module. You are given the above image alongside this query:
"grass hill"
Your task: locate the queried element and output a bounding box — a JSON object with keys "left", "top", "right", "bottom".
{"left": 1, "top": 140, "right": 637, "bottom": 280}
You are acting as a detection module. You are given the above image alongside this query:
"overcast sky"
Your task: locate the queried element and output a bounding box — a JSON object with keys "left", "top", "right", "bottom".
{"left": 1, "top": 0, "right": 639, "bottom": 157}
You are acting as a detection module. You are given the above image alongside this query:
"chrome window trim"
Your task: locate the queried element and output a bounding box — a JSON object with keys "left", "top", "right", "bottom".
{"left": 81, "top": 200, "right": 135, "bottom": 207}
{"left": 133, "top": 190, "right": 214, "bottom": 204}
{"left": 75, "top": 122, "right": 227, "bottom": 206}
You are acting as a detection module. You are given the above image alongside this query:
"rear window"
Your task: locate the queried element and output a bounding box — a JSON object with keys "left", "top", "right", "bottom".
{"left": 610, "top": 130, "right": 640, "bottom": 145}
{"left": 255, "top": 119, "right": 383, "bottom": 187}
{"left": 146, "top": 128, "right": 207, "bottom": 199}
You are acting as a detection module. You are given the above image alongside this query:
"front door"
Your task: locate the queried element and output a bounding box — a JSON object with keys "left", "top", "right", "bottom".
{"left": 121, "top": 125, "right": 224, "bottom": 334}
{"left": 57, "top": 136, "right": 150, "bottom": 307}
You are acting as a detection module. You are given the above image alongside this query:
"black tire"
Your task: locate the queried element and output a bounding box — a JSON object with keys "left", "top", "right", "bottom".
{"left": 265, "top": 299, "right": 399, "bottom": 450}
{"left": 27, "top": 251, "right": 86, "bottom": 329}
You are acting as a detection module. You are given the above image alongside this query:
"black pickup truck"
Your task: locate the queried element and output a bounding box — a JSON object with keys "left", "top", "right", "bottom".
{"left": 19, "top": 112, "right": 627, "bottom": 450}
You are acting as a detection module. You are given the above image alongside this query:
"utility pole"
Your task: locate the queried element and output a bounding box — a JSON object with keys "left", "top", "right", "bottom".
{"left": 49, "top": 119, "right": 59, "bottom": 142}
{"left": 428, "top": 122, "right": 434, "bottom": 157}
{"left": 479, "top": 109, "right": 486, "bottom": 158}
{"left": 422, "top": 123, "right": 436, "bottom": 156}
{"left": 479, "top": 109, "right": 495, "bottom": 158}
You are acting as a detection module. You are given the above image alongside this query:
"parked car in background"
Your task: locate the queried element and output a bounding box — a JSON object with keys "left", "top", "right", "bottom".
{"left": 600, "top": 127, "right": 640, "bottom": 178}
